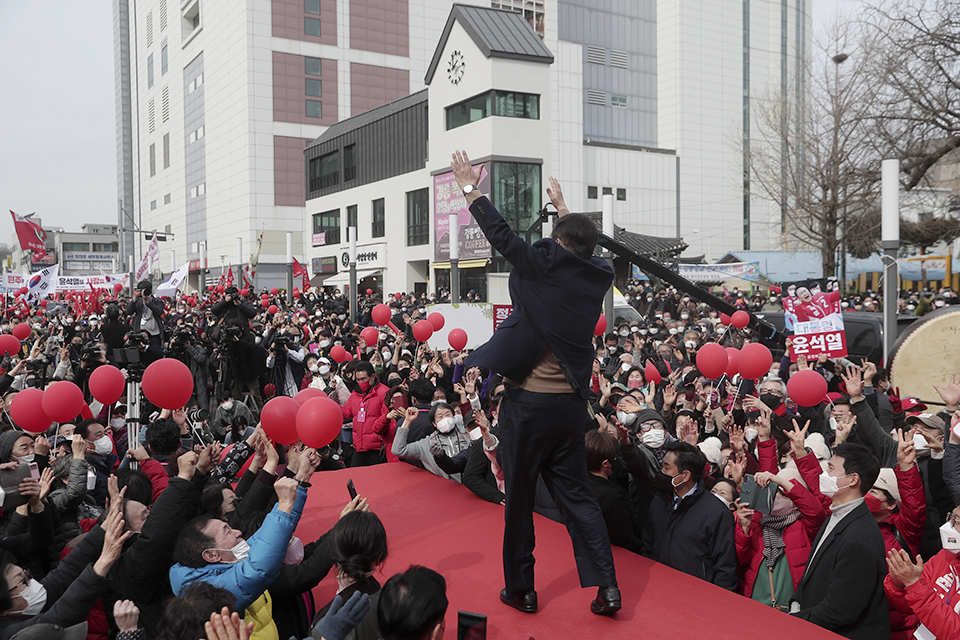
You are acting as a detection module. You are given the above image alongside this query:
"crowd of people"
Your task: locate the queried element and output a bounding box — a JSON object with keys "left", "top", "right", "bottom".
{"left": 0, "top": 242, "right": 956, "bottom": 639}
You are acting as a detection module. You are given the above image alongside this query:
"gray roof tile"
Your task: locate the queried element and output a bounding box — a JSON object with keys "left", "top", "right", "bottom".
{"left": 306, "top": 90, "right": 428, "bottom": 149}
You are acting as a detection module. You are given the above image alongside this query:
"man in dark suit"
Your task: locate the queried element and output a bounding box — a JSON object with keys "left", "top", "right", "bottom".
{"left": 452, "top": 150, "right": 620, "bottom": 616}
{"left": 790, "top": 442, "right": 890, "bottom": 639}
{"left": 126, "top": 280, "right": 165, "bottom": 348}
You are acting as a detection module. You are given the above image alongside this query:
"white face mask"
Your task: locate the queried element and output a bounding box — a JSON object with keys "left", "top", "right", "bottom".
{"left": 436, "top": 416, "right": 456, "bottom": 434}
{"left": 320, "top": 340, "right": 331, "bottom": 348}
{"left": 668, "top": 328, "right": 678, "bottom": 335}
{"left": 382, "top": 351, "right": 391, "bottom": 360}
{"left": 712, "top": 492, "right": 732, "bottom": 510}
{"left": 619, "top": 330, "right": 629, "bottom": 337}
{"left": 284, "top": 537, "right": 305, "bottom": 565}
{"left": 12, "top": 577, "right": 47, "bottom": 617}
{"left": 309, "top": 364, "right": 319, "bottom": 373}
{"left": 87, "top": 469, "right": 97, "bottom": 491}
{"left": 222, "top": 400, "right": 234, "bottom": 411}
{"left": 89, "top": 435, "right": 113, "bottom": 456}
{"left": 642, "top": 428, "right": 666, "bottom": 449}
{"left": 818, "top": 472, "right": 851, "bottom": 498}
{"left": 211, "top": 539, "right": 251, "bottom": 564}
{"left": 744, "top": 427, "right": 759, "bottom": 442}
{"left": 829, "top": 417, "right": 838, "bottom": 432}
{"left": 680, "top": 314, "right": 689, "bottom": 320}
{"left": 770, "top": 493, "right": 795, "bottom": 516}
{"left": 17, "top": 454, "right": 34, "bottom": 466}
{"left": 110, "top": 417, "right": 125, "bottom": 430}
{"left": 620, "top": 362, "right": 631, "bottom": 372}
{"left": 616, "top": 411, "right": 637, "bottom": 427}
{"left": 319, "top": 365, "right": 330, "bottom": 376}
{"left": 684, "top": 341, "right": 697, "bottom": 350}
{"left": 630, "top": 327, "right": 638, "bottom": 333}
{"left": 454, "top": 414, "right": 464, "bottom": 428}
{"left": 940, "top": 521, "right": 960, "bottom": 553}
{"left": 639, "top": 329, "right": 648, "bottom": 336}
{"left": 338, "top": 315, "right": 346, "bottom": 321}
{"left": 608, "top": 346, "right": 617, "bottom": 354}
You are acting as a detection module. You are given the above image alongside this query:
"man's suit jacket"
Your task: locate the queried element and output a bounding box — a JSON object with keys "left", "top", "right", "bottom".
{"left": 791, "top": 501, "right": 891, "bottom": 640}
{"left": 125, "top": 296, "right": 166, "bottom": 341}
{"left": 464, "top": 196, "right": 611, "bottom": 398}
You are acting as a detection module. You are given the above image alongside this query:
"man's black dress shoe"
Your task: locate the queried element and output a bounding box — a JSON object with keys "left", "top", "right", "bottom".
{"left": 500, "top": 588, "right": 538, "bottom": 613}
{"left": 590, "top": 586, "right": 621, "bottom": 615}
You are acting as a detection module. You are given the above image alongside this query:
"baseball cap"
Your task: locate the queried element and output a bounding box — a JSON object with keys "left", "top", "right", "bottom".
{"left": 12, "top": 623, "right": 87, "bottom": 640}
{"left": 900, "top": 398, "right": 928, "bottom": 413}
{"left": 906, "top": 413, "right": 945, "bottom": 431}
{"left": 873, "top": 468, "right": 901, "bottom": 504}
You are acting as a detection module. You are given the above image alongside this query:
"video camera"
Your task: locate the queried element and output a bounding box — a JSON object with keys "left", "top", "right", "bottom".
{"left": 124, "top": 331, "right": 150, "bottom": 349}
{"left": 220, "top": 325, "right": 243, "bottom": 342}
{"left": 170, "top": 330, "right": 193, "bottom": 352}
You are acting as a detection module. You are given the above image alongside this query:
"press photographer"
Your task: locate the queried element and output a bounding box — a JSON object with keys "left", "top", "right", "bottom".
{"left": 125, "top": 280, "right": 165, "bottom": 349}
{"left": 265, "top": 321, "right": 306, "bottom": 397}
{"left": 211, "top": 286, "right": 257, "bottom": 326}
{"left": 213, "top": 318, "right": 265, "bottom": 402}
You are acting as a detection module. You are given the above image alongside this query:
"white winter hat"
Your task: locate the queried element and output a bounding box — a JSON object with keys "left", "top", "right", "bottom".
{"left": 698, "top": 437, "right": 723, "bottom": 467}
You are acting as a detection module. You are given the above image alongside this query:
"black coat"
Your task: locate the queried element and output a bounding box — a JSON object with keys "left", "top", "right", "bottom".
{"left": 126, "top": 297, "right": 166, "bottom": 341}
{"left": 464, "top": 197, "right": 612, "bottom": 399}
{"left": 641, "top": 480, "right": 737, "bottom": 591}
{"left": 587, "top": 473, "right": 643, "bottom": 554}
{"left": 790, "top": 501, "right": 891, "bottom": 640}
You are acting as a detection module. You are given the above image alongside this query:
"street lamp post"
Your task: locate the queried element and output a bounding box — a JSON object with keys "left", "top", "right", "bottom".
{"left": 832, "top": 53, "right": 849, "bottom": 290}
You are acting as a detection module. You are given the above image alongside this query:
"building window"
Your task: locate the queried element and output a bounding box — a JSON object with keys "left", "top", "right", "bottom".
{"left": 602, "top": 187, "right": 612, "bottom": 196}
{"left": 587, "top": 186, "right": 598, "bottom": 199}
{"left": 493, "top": 162, "right": 541, "bottom": 238}
{"left": 147, "top": 54, "right": 154, "bottom": 88}
{"left": 189, "top": 125, "right": 204, "bottom": 143}
{"left": 162, "top": 86, "right": 170, "bottom": 121}
{"left": 313, "top": 209, "right": 340, "bottom": 245}
{"left": 309, "top": 151, "right": 339, "bottom": 191}
{"left": 188, "top": 73, "right": 203, "bottom": 94}
{"left": 305, "top": 0, "right": 320, "bottom": 15}
{"left": 190, "top": 182, "right": 206, "bottom": 198}
{"left": 406, "top": 189, "right": 429, "bottom": 246}
{"left": 161, "top": 43, "right": 168, "bottom": 75}
{"left": 305, "top": 17, "right": 321, "bottom": 36}
{"left": 372, "top": 198, "right": 385, "bottom": 238}
{"left": 346, "top": 205, "right": 358, "bottom": 232}
{"left": 93, "top": 242, "right": 119, "bottom": 252}
{"left": 611, "top": 94, "right": 628, "bottom": 108}
{"left": 164, "top": 193, "right": 171, "bottom": 204}
{"left": 306, "top": 100, "right": 322, "bottom": 119}
{"left": 182, "top": 0, "right": 201, "bottom": 42}
{"left": 446, "top": 90, "right": 540, "bottom": 130}
{"left": 162, "top": 133, "right": 170, "bottom": 169}
{"left": 616, "top": 188, "right": 626, "bottom": 201}
{"left": 344, "top": 144, "right": 356, "bottom": 182}
{"left": 306, "top": 78, "right": 322, "bottom": 97}
{"left": 150, "top": 201, "right": 157, "bottom": 210}
{"left": 62, "top": 242, "right": 90, "bottom": 251}
{"left": 305, "top": 57, "right": 322, "bottom": 76}
{"left": 149, "top": 144, "right": 156, "bottom": 177}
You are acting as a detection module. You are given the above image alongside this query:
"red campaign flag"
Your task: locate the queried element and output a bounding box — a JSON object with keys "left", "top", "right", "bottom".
{"left": 10, "top": 211, "right": 47, "bottom": 261}
{"left": 292, "top": 257, "right": 309, "bottom": 289}
{"left": 227, "top": 266, "right": 234, "bottom": 286}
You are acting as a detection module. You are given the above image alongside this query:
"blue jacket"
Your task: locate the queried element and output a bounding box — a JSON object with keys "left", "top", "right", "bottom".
{"left": 464, "top": 197, "right": 612, "bottom": 399}
{"left": 169, "top": 486, "right": 308, "bottom": 611}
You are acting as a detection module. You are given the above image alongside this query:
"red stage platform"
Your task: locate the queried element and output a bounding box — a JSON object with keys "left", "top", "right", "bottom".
{"left": 295, "top": 464, "right": 842, "bottom": 639}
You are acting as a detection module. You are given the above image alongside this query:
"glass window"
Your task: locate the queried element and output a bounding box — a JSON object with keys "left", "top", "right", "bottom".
{"left": 305, "top": 57, "right": 322, "bottom": 76}
{"left": 150, "top": 201, "right": 157, "bottom": 210}
{"left": 617, "top": 188, "right": 626, "bottom": 201}
{"left": 611, "top": 94, "right": 628, "bottom": 108}
{"left": 602, "top": 187, "right": 612, "bottom": 196}
{"left": 306, "top": 78, "right": 322, "bottom": 97}
{"left": 312, "top": 209, "right": 340, "bottom": 245}
{"left": 161, "top": 45, "right": 168, "bottom": 75}
{"left": 372, "top": 198, "right": 385, "bottom": 238}
{"left": 93, "top": 242, "right": 119, "bottom": 252}
{"left": 446, "top": 91, "right": 539, "bottom": 130}
{"left": 587, "top": 186, "right": 598, "bottom": 199}
{"left": 494, "top": 92, "right": 539, "bottom": 119}
{"left": 149, "top": 144, "right": 156, "bottom": 177}
{"left": 147, "top": 54, "right": 154, "bottom": 88}
{"left": 164, "top": 194, "right": 171, "bottom": 204}
{"left": 493, "top": 162, "right": 541, "bottom": 238}
{"left": 446, "top": 92, "right": 491, "bottom": 130}
{"left": 305, "top": 17, "right": 321, "bottom": 36}
{"left": 305, "top": 0, "right": 321, "bottom": 14}
{"left": 406, "top": 189, "right": 429, "bottom": 246}
{"left": 344, "top": 144, "right": 356, "bottom": 181}
{"left": 306, "top": 100, "right": 322, "bottom": 119}
{"left": 309, "top": 151, "right": 338, "bottom": 191}
{"left": 62, "top": 242, "right": 90, "bottom": 251}
{"left": 347, "top": 204, "right": 357, "bottom": 231}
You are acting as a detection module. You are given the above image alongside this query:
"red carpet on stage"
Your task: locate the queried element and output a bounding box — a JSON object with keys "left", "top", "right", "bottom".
{"left": 296, "top": 464, "right": 842, "bottom": 639}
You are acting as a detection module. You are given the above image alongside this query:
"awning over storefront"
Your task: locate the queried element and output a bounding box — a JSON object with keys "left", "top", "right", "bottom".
{"left": 429, "top": 259, "right": 490, "bottom": 270}
{"left": 321, "top": 269, "right": 382, "bottom": 287}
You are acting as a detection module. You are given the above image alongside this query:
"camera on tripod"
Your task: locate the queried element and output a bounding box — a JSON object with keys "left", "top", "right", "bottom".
{"left": 187, "top": 408, "right": 209, "bottom": 422}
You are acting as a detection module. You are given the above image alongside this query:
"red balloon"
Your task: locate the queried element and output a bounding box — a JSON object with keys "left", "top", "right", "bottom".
{"left": 330, "top": 345, "right": 348, "bottom": 363}
{"left": 696, "top": 343, "right": 728, "bottom": 379}
{"left": 261, "top": 293, "right": 269, "bottom": 299}
{"left": 594, "top": 315, "right": 608, "bottom": 336}
{"left": 17, "top": 287, "right": 27, "bottom": 295}
{"left": 731, "top": 310, "right": 750, "bottom": 329}
{"left": 260, "top": 396, "right": 300, "bottom": 445}
{"left": 394, "top": 293, "right": 402, "bottom": 300}
{"left": 270, "top": 287, "right": 279, "bottom": 295}
{"left": 413, "top": 320, "right": 434, "bottom": 342}
{"left": 0, "top": 335, "right": 21, "bottom": 356}
{"left": 268, "top": 305, "right": 279, "bottom": 315}
{"left": 360, "top": 327, "right": 380, "bottom": 346}
{"left": 724, "top": 347, "right": 740, "bottom": 377}
{"left": 141, "top": 358, "right": 194, "bottom": 409}
{"left": 787, "top": 369, "right": 828, "bottom": 407}
{"left": 240, "top": 288, "right": 249, "bottom": 297}
{"left": 11, "top": 324, "right": 31, "bottom": 340}
{"left": 344, "top": 352, "right": 354, "bottom": 361}
{"left": 89, "top": 365, "right": 126, "bottom": 405}
{"left": 260, "top": 299, "right": 270, "bottom": 308}
{"left": 719, "top": 313, "right": 731, "bottom": 326}
{"left": 215, "top": 285, "right": 224, "bottom": 294}
{"left": 739, "top": 343, "right": 773, "bottom": 380}
{"left": 645, "top": 361, "right": 662, "bottom": 385}
{"left": 366, "top": 288, "right": 373, "bottom": 295}
{"left": 427, "top": 313, "right": 445, "bottom": 331}
{"left": 113, "top": 283, "right": 124, "bottom": 293}
{"left": 40, "top": 300, "right": 48, "bottom": 308}
{"left": 264, "top": 383, "right": 276, "bottom": 398}
{"left": 448, "top": 328, "right": 468, "bottom": 351}
{"left": 371, "top": 304, "right": 392, "bottom": 326}
{"left": 207, "top": 286, "right": 215, "bottom": 292}
{"left": 296, "top": 396, "right": 343, "bottom": 448}
{"left": 294, "top": 388, "right": 326, "bottom": 405}
{"left": 42, "top": 381, "right": 86, "bottom": 423}
{"left": 10, "top": 389, "right": 51, "bottom": 434}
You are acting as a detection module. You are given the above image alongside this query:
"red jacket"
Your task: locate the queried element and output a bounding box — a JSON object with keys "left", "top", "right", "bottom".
{"left": 340, "top": 381, "right": 390, "bottom": 452}
{"left": 735, "top": 481, "right": 827, "bottom": 598}
{"left": 885, "top": 549, "right": 960, "bottom": 639}
{"left": 879, "top": 464, "right": 927, "bottom": 639}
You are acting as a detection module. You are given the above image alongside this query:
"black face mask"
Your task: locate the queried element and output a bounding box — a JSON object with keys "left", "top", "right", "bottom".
{"left": 760, "top": 393, "right": 782, "bottom": 410}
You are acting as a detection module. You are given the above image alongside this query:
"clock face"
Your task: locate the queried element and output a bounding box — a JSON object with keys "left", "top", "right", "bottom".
{"left": 447, "top": 50, "right": 465, "bottom": 85}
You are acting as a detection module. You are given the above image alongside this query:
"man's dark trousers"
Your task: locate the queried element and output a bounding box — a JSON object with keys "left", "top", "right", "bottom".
{"left": 499, "top": 385, "right": 617, "bottom": 596}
